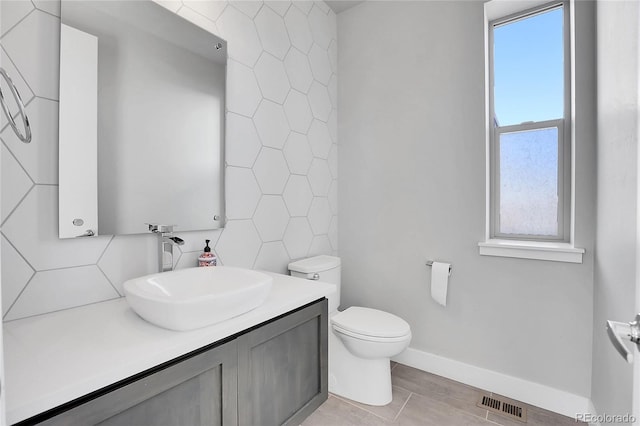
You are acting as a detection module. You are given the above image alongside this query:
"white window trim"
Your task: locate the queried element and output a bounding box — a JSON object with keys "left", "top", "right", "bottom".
{"left": 479, "top": 0, "right": 584, "bottom": 263}
{"left": 479, "top": 239, "right": 584, "bottom": 263}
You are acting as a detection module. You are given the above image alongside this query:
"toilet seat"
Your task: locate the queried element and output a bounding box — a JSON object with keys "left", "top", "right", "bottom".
{"left": 331, "top": 306, "right": 411, "bottom": 340}
{"left": 332, "top": 324, "right": 411, "bottom": 343}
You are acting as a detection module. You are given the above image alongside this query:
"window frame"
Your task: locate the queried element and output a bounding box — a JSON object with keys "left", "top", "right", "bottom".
{"left": 488, "top": 1, "right": 572, "bottom": 243}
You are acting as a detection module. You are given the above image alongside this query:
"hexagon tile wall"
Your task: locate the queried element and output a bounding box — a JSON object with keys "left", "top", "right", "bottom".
{"left": 0, "top": 0, "right": 338, "bottom": 321}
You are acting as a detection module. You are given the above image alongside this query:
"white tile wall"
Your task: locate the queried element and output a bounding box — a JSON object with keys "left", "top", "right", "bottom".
{"left": 283, "top": 216, "right": 314, "bottom": 258}
{"left": 254, "top": 7, "right": 291, "bottom": 59}
{"left": 308, "top": 158, "right": 332, "bottom": 195}
{"left": 253, "top": 195, "right": 290, "bottom": 241}
{"left": 283, "top": 90, "right": 313, "bottom": 133}
{"left": 0, "top": 0, "right": 337, "bottom": 321}
{"left": 284, "top": 49, "right": 314, "bottom": 92}
{"left": 284, "top": 131, "right": 313, "bottom": 174}
{"left": 225, "top": 113, "right": 262, "bottom": 167}
{"left": 308, "top": 81, "right": 332, "bottom": 121}
{"left": 308, "top": 119, "right": 331, "bottom": 158}
{"left": 308, "top": 197, "right": 332, "bottom": 234}
{"left": 0, "top": 144, "right": 32, "bottom": 222}
{"left": 253, "top": 146, "right": 290, "bottom": 193}
{"left": 253, "top": 99, "right": 290, "bottom": 148}
{"left": 283, "top": 174, "right": 313, "bottom": 216}
{"left": 255, "top": 52, "right": 291, "bottom": 103}
{"left": 308, "top": 43, "right": 332, "bottom": 84}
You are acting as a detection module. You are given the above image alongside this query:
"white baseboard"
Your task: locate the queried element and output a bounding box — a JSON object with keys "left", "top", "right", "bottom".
{"left": 393, "top": 347, "right": 595, "bottom": 420}
{"left": 586, "top": 400, "right": 601, "bottom": 426}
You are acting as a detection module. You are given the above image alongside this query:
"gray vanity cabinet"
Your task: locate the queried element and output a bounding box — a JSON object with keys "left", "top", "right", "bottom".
{"left": 23, "top": 299, "right": 327, "bottom": 426}
{"left": 38, "top": 339, "right": 238, "bottom": 426}
{"left": 238, "top": 299, "right": 328, "bottom": 426}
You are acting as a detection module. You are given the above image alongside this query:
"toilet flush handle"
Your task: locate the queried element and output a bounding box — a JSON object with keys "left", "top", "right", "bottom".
{"left": 311, "top": 273, "right": 320, "bottom": 280}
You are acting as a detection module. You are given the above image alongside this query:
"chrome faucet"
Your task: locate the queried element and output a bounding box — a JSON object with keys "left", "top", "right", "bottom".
{"left": 148, "top": 224, "right": 185, "bottom": 272}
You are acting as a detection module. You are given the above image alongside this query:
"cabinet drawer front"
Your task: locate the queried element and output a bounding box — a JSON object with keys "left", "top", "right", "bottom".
{"left": 37, "top": 341, "right": 238, "bottom": 426}
{"left": 238, "top": 299, "right": 328, "bottom": 426}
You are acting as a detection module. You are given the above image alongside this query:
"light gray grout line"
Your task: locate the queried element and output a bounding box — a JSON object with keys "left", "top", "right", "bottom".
{"left": 21, "top": 95, "right": 37, "bottom": 110}
{"left": 329, "top": 393, "right": 383, "bottom": 420}
{"left": 95, "top": 235, "right": 115, "bottom": 264}
{"left": 335, "top": 387, "right": 411, "bottom": 423}
{"left": 280, "top": 227, "right": 294, "bottom": 260}
{"left": 0, "top": 45, "right": 36, "bottom": 102}
{"left": 277, "top": 19, "right": 293, "bottom": 61}
{"left": 96, "top": 263, "right": 121, "bottom": 297}
{"left": 0, "top": 261, "right": 34, "bottom": 307}
{"left": 265, "top": 1, "right": 291, "bottom": 18}
{"left": 0, "top": 229, "right": 37, "bottom": 271}
{"left": 251, "top": 241, "right": 264, "bottom": 270}
{"left": 0, "top": 7, "right": 36, "bottom": 42}
{"left": 228, "top": 108, "right": 257, "bottom": 121}
{"left": 227, "top": 163, "right": 256, "bottom": 171}
{"left": 1, "top": 135, "right": 36, "bottom": 185}
{"left": 0, "top": 178, "right": 34, "bottom": 229}
{"left": 1, "top": 131, "right": 35, "bottom": 171}
{"left": 229, "top": 0, "right": 258, "bottom": 19}
{"left": 216, "top": 1, "right": 228, "bottom": 21}
{"left": 32, "top": 6, "right": 60, "bottom": 20}
{"left": 291, "top": 1, "right": 310, "bottom": 16}
{"left": 32, "top": 263, "right": 101, "bottom": 273}
{"left": 2, "top": 272, "right": 36, "bottom": 321}
{"left": 392, "top": 391, "right": 413, "bottom": 422}
{"left": 178, "top": 3, "right": 224, "bottom": 29}
{"left": 3, "top": 295, "right": 123, "bottom": 323}
{"left": 247, "top": 5, "right": 266, "bottom": 51}
{"left": 173, "top": 250, "right": 183, "bottom": 269}
{"left": 253, "top": 98, "right": 268, "bottom": 141}
{"left": 247, "top": 219, "right": 261, "bottom": 267}
{"left": 32, "top": 94, "right": 59, "bottom": 103}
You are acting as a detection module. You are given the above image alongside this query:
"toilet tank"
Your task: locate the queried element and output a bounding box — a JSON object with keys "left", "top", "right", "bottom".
{"left": 288, "top": 255, "right": 341, "bottom": 311}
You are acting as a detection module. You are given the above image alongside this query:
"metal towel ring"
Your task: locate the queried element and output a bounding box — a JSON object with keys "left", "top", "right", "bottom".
{"left": 0, "top": 67, "right": 32, "bottom": 143}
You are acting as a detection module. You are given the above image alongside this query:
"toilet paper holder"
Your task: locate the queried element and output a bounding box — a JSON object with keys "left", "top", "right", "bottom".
{"left": 426, "top": 260, "right": 452, "bottom": 276}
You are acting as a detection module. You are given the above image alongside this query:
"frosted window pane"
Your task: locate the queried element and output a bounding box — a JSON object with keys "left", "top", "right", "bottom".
{"left": 499, "top": 127, "right": 558, "bottom": 236}
{"left": 493, "top": 7, "right": 564, "bottom": 126}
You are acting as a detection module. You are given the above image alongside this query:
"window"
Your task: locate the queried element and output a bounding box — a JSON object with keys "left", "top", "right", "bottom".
{"left": 489, "top": 2, "right": 570, "bottom": 242}
{"left": 480, "top": 0, "right": 584, "bottom": 263}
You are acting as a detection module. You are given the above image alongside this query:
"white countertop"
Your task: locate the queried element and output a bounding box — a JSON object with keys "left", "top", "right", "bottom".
{"left": 3, "top": 272, "right": 336, "bottom": 425}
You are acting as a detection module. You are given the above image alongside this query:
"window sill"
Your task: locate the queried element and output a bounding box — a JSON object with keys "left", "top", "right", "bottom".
{"left": 478, "top": 239, "right": 585, "bottom": 263}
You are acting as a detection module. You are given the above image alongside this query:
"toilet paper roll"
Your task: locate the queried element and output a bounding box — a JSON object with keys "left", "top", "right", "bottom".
{"left": 430, "top": 262, "right": 450, "bottom": 307}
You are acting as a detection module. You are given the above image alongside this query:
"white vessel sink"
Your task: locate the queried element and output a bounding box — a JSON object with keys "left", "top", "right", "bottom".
{"left": 123, "top": 267, "right": 273, "bottom": 331}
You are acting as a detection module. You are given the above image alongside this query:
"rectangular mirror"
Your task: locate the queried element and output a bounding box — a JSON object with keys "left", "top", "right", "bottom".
{"left": 59, "top": 0, "right": 226, "bottom": 238}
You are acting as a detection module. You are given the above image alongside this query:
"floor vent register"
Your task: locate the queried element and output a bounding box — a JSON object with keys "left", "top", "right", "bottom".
{"left": 477, "top": 394, "right": 527, "bottom": 423}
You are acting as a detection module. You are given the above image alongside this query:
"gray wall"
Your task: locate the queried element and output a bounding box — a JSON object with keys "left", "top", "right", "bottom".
{"left": 0, "top": 0, "right": 337, "bottom": 320}
{"left": 338, "top": 0, "right": 596, "bottom": 396}
{"left": 591, "top": 0, "right": 639, "bottom": 417}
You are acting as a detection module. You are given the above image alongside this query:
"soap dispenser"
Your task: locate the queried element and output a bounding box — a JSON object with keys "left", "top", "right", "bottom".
{"left": 198, "top": 239, "right": 217, "bottom": 267}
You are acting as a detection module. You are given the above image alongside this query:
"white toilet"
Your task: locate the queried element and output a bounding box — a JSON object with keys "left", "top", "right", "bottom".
{"left": 288, "top": 255, "right": 411, "bottom": 406}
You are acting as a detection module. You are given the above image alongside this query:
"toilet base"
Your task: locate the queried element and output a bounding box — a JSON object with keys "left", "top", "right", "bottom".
{"left": 328, "top": 330, "right": 393, "bottom": 406}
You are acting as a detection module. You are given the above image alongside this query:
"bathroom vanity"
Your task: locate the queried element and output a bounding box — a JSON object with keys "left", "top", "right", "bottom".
{"left": 4, "top": 273, "right": 334, "bottom": 425}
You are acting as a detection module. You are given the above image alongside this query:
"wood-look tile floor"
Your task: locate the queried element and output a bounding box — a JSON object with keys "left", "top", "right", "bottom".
{"left": 302, "top": 363, "right": 584, "bottom": 426}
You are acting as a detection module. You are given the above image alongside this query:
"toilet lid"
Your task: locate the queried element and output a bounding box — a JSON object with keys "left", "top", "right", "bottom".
{"left": 288, "top": 255, "right": 340, "bottom": 274}
{"left": 331, "top": 307, "right": 411, "bottom": 338}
